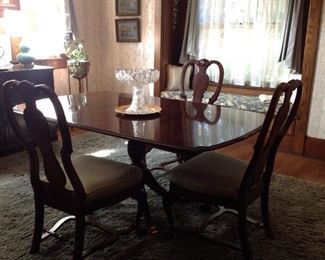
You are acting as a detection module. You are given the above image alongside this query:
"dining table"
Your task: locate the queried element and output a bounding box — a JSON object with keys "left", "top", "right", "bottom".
{"left": 31, "top": 91, "right": 265, "bottom": 196}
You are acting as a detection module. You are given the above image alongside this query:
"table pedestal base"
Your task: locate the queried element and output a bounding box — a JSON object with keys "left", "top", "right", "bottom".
{"left": 127, "top": 140, "right": 167, "bottom": 196}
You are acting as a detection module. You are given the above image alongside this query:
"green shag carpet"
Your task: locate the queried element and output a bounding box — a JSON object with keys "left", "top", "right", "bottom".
{"left": 0, "top": 132, "right": 324, "bottom": 260}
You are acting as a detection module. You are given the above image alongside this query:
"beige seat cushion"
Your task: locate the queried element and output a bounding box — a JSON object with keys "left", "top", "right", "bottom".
{"left": 166, "top": 64, "right": 192, "bottom": 91}
{"left": 169, "top": 151, "right": 248, "bottom": 199}
{"left": 43, "top": 155, "right": 142, "bottom": 201}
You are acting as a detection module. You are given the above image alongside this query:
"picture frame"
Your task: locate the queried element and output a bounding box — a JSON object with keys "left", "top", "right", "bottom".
{"left": 115, "top": 18, "right": 140, "bottom": 42}
{"left": 0, "top": 0, "right": 20, "bottom": 17}
{"left": 116, "top": 0, "right": 140, "bottom": 16}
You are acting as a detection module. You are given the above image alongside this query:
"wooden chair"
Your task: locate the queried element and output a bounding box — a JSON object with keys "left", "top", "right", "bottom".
{"left": 152, "top": 59, "right": 225, "bottom": 171}
{"left": 2, "top": 80, "right": 150, "bottom": 259}
{"left": 180, "top": 58, "right": 224, "bottom": 104}
{"left": 163, "top": 80, "right": 303, "bottom": 259}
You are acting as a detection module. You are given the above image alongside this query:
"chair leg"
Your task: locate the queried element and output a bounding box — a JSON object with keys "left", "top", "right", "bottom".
{"left": 238, "top": 206, "right": 252, "bottom": 260}
{"left": 73, "top": 215, "right": 86, "bottom": 260}
{"left": 134, "top": 188, "right": 153, "bottom": 235}
{"left": 261, "top": 183, "right": 273, "bottom": 238}
{"left": 141, "top": 190, "right": 153, "bottom": 228}
{"left": 162, "top": 193, "right": 174, "bottom": 238}
{"left": 30, "top": 199, "right": 44, "bottom": 253}
{"left": 135, "top": 198, "right": 142, "bottom": 231}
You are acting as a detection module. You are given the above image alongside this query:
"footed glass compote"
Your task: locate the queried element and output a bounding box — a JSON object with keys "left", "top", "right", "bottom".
{"left": 115, "top": 68, "right": 160, "bottom": 114}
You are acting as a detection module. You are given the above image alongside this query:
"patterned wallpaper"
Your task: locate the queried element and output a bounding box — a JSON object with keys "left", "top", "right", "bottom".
{"left": 308, "top": 3, "right": 325, "bottom": 139}
{"left": 56, "top": 0, "right": 156, "bottom": 95}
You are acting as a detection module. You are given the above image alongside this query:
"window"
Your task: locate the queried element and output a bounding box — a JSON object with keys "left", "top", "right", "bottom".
{"left": 193, "top": 0, "right": 291, "bottom": 87}
{"left": 4, "top": 0, "right": 69, "bottom": 58}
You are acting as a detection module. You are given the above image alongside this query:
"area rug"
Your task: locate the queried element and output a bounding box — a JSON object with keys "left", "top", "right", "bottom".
{"left": 0, "top": 132, "right": 324, "bottom": 260}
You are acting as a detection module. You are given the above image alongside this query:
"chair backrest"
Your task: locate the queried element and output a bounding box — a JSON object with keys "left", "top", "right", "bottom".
{"left": 2, "top": 80, "right": 86, "bottom": 200}
{"left": 239, "top": 79, "right": 303, "bottom": 197}
{"left": 180, "top": 58, "right": 224, "bottom": 104}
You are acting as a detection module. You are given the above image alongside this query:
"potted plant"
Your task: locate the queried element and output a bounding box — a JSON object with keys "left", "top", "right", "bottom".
{"left": 65, "top": 41, "right": 90, "bottom": 92}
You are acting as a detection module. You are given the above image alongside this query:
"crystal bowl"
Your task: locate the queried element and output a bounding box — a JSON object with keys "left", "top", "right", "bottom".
{"left": 115, "top": 68, "right": 160, "bottom": 114}
{"left": 115, "top": 68, "right": 160, "bottom": 86}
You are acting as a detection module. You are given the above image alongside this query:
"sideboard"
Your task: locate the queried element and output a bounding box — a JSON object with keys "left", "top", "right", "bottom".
{"left": 0, "top": 65, "right": 57, "bottom": 156}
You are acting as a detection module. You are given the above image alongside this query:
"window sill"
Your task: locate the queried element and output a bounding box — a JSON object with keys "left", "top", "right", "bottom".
{"left": 34, "top": 58, "right": 67, "bottom": 69}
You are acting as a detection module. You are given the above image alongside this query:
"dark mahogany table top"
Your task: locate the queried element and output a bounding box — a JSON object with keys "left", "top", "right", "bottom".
{"left": 34, "top": 91, "right": 265, "bottom": 154}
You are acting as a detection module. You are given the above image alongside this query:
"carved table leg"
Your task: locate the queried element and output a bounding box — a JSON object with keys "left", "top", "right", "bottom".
{"left": 127, "top": 140, "right": 167, "bottom": 196}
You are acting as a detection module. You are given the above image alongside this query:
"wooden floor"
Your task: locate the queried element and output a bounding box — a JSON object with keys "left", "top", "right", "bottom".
{"left": 70, "top": 129, "right": 325, "bottom": 185}
{"left": 219, "top": 135, "right": 325, "bottom": 185}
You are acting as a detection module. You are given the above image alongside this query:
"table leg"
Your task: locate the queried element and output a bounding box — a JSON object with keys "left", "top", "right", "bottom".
{"left": 127, "top": 140, "right": 167, "bottom": 196}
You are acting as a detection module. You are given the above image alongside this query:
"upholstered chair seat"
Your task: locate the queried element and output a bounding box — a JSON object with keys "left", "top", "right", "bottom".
{"left": 41, "top": 155, "right": 142, "bottom": 202}
{"left": 170, "top": 152, "right": 247, "bottom": 199}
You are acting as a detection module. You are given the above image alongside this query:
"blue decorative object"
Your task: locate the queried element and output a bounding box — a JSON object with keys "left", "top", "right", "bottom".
{"left": 16, "top": 44, "right": 35, "bottom": 66}
{"left": 19, "top": 44, "right": 30, "bottom": 53}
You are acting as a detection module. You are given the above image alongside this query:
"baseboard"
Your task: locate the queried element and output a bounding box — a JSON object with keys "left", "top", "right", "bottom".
{"left": 304, "top": 136, "right": 325, "bottom": 161}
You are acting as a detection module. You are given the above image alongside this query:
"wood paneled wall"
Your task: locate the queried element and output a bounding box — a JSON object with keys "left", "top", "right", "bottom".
{"left": 284, "top": 0, "right": 322, "bottom": 154}
{"left": 154, "top": 0, "right": 187, "bottom": 96}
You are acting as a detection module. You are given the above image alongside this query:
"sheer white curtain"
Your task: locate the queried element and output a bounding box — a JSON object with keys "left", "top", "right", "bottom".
{"left": 194, "top": 0, "right": 291, "bottom": 88}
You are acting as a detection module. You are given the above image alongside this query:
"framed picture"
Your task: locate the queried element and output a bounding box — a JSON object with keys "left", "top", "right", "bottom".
{"left": 115, "top": 18, "right": 140, "bottom": 42}
{"left": 0, "top": 0, "right": 20, "bottom": 17}
{"left": 116, "top": 0, "right": 140, "bottom": 16}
